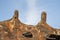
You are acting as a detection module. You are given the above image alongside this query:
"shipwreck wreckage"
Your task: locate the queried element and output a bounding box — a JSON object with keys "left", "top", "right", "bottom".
{"left": 0, "top": 10, "right": 60, "bottom": 40}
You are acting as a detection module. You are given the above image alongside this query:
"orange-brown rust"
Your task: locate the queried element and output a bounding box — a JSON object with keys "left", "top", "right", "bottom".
{"left": 5, "top": 22, "right": 12, "bottom": 32}
{"left": 41, "top": 23, "right": 53, "bottom": 31}
{"left": 0, "top": 10, "right": 58, "bottom": 40}
{"left": 39, "top": 32, "right": 43, "bottom": 40}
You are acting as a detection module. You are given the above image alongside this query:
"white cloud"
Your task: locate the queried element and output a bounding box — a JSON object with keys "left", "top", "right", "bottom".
{"left": 26, "top": 0, "right": 36, "bottom": 8}
{"left": 25, "top": 0, "right": 41, "bottom": 25}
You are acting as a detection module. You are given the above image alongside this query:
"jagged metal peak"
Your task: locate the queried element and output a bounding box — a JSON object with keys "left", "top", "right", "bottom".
{"left": 13, "top": 10, "right": 19, "bottom": 19}
{"left": 41, "top": 11, "right": 47, "bottom": 22}
{"left": 41, "top": 11, "right": 46, "bottom": 15}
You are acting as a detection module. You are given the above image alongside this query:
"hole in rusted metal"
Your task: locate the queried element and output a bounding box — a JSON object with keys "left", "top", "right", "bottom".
{"left": 46, "top": 34, "right": 60, "bottom": 40}
{"left": 22, "top": 32, "right": 33, "bottom": 38}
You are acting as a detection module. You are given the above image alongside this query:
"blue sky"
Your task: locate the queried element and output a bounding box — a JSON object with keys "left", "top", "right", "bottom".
{"left": 0, "top": 0, "right": 60, "bottom": 28}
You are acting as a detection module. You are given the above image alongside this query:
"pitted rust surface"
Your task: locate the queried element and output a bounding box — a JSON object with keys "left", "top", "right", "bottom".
{"left": 0, "top": 10, "right": 60, "bottom": 40}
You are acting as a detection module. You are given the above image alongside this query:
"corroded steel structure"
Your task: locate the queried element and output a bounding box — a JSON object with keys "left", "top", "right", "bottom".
{"left": 0, "top": 10, "right": 60, "bottom": 40}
